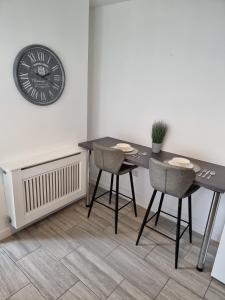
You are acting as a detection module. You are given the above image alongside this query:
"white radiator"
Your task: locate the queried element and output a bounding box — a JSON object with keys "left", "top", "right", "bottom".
{"left": 2, "top": 151, "right": 86, "bottom": 229}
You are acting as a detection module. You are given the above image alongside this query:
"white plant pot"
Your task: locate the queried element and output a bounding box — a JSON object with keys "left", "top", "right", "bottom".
{"left": 152, "top": 143, "right": 162, "bottom": 154}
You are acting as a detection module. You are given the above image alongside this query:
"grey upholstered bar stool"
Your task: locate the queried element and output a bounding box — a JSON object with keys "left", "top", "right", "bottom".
{"left": 136, "top": 158, "right": 199, "bottom": 268}
{"left": 88, "top": 143, "right": 138, "bottom": 234}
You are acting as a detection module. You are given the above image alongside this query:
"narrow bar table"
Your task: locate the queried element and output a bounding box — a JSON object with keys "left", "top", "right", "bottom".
{"left": 79, "top": 137, "right": 225, "bottom": 272}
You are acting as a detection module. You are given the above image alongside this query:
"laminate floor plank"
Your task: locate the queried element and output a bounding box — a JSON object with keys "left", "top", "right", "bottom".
{"left": 74, "top": 202, "right": 114, "bottom": 230}
{"left": 105, "top": 246, "right": 168, "bottom": 299}
{"left": 205, "top": 279, "right": 225, "bottom": 300}
{"left": 62, "top": 246, "right": 123, "bottom": 300}
{"left": 17, "top": 248, "right": 78, "bottom": 300}
{"left": 107, "top": 279, "right": 153, "bottom": 300}
{"left": 156, "top": 279, "right": 202, "bottom": 300}
{"left": 145, "top": 244, "right": 211, "bottom": 297}
{"left": 46, "top": 206, "right": 86, "bottom": 232}
{"left": 27, "top": 222, "right": 74, "bottom": 260}
{"left": 59, "top": 281, "right": 100, "bottom": 300}
{"left": 104, "top": 223, "right": 155, "bottom": 259}
{"left": 66, "top": 222, "right": 118, "bottom": 258}
{"left": 8, "top": 284, "right": 45, "bottom": 300}
{"left": 0, "top": 251, "right": 29, "bottom": 299}
{"left": 0, "top": 229, "right": 40, "bottom": 262}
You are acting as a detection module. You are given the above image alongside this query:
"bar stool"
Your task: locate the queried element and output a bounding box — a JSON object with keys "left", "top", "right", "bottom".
{"left": 136, "top": 158, "right": 199, "bottom": 268}
{"left": 88, "top": 143, "right": 138, "bottom": 234}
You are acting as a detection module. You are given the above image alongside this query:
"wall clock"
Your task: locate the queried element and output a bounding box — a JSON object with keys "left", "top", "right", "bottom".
{"left": 13, "top": 44, "right": 65, "bottom": 106}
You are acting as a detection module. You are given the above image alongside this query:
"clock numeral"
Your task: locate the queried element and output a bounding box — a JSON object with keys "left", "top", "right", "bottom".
{"left": 47, "top": 55, "right": 52, "bottom": 64}
{"left": 19, "top": 73, "right": 29, "bottom": 80}
{"left": 40, "top": 91, "right": 46, "bottom": 101}
{"left": 21, "top": 61, "right": 30, "bottom": 69}
{"left": 22, "top": 80, "right": 31, "bottom": 90}
{"left": 48, "top": 90, "right": 54, "bottom": 97}
{"left": 37, "top": 51, "right": 45, "bottom": 62}
{"left": 52, "top": 82, "right": 60, "bottom": 90}
{"left": 51, "top": 65, "right": 59, "bottom": 72}
{"left": 53, "top": 75, "right": 61, "bottom": 82}
{"left": 30, "top": 88, "right": 38, "bottom": 98}
{"left": 28, "top": 52, "right": 36, "bottom": 63}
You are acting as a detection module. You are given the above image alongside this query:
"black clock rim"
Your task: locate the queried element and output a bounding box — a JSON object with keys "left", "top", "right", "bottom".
{"left": 13, "top": 44, "right": 65, "bottom": 106}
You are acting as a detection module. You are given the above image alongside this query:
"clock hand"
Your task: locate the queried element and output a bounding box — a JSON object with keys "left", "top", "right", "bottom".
{"left": 42, "top": 72, "right": 50, "bottom": 78}
{"left": 33, "top": 71, "right": 54, "bottom": 85}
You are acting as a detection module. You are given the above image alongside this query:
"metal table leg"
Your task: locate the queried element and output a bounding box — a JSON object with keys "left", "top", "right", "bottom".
{"left": 86, "top": 150, "right": 91, "bottom": 207}
{"left": 197, "top": 191, "right": 221, "bottom": 271}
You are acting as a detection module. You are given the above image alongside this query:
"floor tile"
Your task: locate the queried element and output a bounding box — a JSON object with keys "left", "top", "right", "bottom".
{"left": 8, "top": 284, "right": 45, "bottom": 300}
{"left": 156, "top": 278, "right": 202, "bottom": 300}
{"left": 59, "top": 281, "right": 99, "bottom": 300}
{"left": 74, "top": 202, "right": 113, "bottom": 230}
{"left": 104, "top": 223, "right": 155, "bottom": 259}
{"left": 205, "top": 279, "right": 225, "bottom": 300}
{"left": 66, "top": 222, "right": 118, "bottom": 258}
{"left": 105, "top": 245, "right": 168, "bottom": 298}
{"left": 62, "top": 246, "right": 123, "bottom": 300}
{"left": 0, "top": 251, "right": 29, "bottom": 299}
{"left": 1, "top": 229, "right": 40, "bottom": 262}
{"left": 108, "top": 279, "right": 152, "bottom": 300}
{"left": 18, "top": 248, "right": 78, "bottom": 300}
{"left": 27, "top": 221, "right": 73, "bottom": 260}
{"left": 47, "top": 206, "right": 86, "bottom": 231}
{"left": 145, "top": 244, "right": 211, "bottom": 297}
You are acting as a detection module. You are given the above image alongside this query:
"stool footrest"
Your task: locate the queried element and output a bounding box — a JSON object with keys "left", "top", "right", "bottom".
{"left": 93, "top": 189, "right": 133, "bottom": 212}
{"left": 145, "top": 209, "right": 190, "bottom": 242}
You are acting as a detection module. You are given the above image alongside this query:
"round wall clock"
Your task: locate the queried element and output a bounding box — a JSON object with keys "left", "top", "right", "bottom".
{"left": 13, "top": 44, "right": 65, "bottom": 106}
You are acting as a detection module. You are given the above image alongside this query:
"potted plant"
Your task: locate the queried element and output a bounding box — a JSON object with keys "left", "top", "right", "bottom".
{"left": 151, "top": 121, "right": 168, "bottom": 153}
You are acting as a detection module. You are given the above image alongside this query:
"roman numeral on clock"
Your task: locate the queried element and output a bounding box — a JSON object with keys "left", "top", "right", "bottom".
{"left": 48, "top": 90, "right": 54, "bottom": 97}
{"left": 21, "top": 61, "right": 30, "bottom": 68}
{"left": 28, "top": 52, "right": 36, "bottom": 63}
{"left": 37, "top": 51, "right": 45, "bottom": 62}
{"left": 30, "top": 88, "right": 38, "bottom": 98}
{"left": 22, "top": 80, "right": 31, "bottom": 90}
{"left": 47, "top": 55, "right": 52, "bottom": 64}
{"left": 19, "top": 73, "right": 29, "bottom": 80}
{"left": 53, "top": 75, "right": 61, "bottom": 81}
{"left": 51, "top": 65, "right": 59, "bottom": 72}
{"left": 52, "top": 82, "right": 60, "bottom": 90}
{"left": 40, "top": 91, "right": 46, "bottom": 101}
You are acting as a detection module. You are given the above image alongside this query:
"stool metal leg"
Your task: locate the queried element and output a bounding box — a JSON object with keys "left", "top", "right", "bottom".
{"left": 136, "top": 189, "right": 157, "bottom": 245}
{"left": 129, "top": 171, "right": 137, "bottom": 217}
{"left": 188, "top": 196, "right": 192, "bottom": 243}
{"left": 88, "top": 169, "right": 102, "bottom": 218}
{"left": 109, "top": 174, "right": 114, "bottom": 204}
{"left": 115, "top": 175, "right": 119, "bottom": 234}
{"left": 175, "top": 198, "right": 182, "bottom": 269}
{"left": 155, "top": 193, "right": 164, "bottom": 226}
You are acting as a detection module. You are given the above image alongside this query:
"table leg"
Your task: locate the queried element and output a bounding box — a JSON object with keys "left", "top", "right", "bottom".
{"left": 196, "top": 191, "right": 221, "bottom": 271}
{"left": 86, "top": 150, "right": 91, "bottom": 207}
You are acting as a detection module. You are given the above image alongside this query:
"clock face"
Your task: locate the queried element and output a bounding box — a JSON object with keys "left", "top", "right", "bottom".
{"left": 13, "top": 45, "right": 65, "bottom": 105}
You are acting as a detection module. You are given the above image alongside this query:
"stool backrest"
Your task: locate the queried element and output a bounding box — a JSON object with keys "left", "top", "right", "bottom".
{"left": 93, "top": 143, "right": 125, "bottom": 174}
{"left": 149, "top": 158, "right": 195, "bottom": 198}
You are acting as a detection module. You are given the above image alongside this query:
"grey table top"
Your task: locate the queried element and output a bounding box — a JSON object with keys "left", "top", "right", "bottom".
{"left": 79, "top": 137, "right": 225, "bottom": 193}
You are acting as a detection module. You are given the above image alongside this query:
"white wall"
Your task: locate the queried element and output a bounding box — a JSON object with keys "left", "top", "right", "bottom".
{"left": 88, "top": 0, "right": 225, "bottom": 240}
{"left": 0, "top": 0, "right": 89, "bottom": 238}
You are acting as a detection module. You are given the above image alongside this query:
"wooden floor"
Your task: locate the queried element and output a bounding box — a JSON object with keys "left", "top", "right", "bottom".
{"left": 0, "top": 190, "right": 225, "bottom": 300}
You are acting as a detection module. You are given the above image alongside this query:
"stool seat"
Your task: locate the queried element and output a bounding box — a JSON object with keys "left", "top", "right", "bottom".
{"left": 88, "top": 143, "right": 138, "bottom": 234}
{"left": 118, "top": 163, "right": 138, "bottom": 175}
